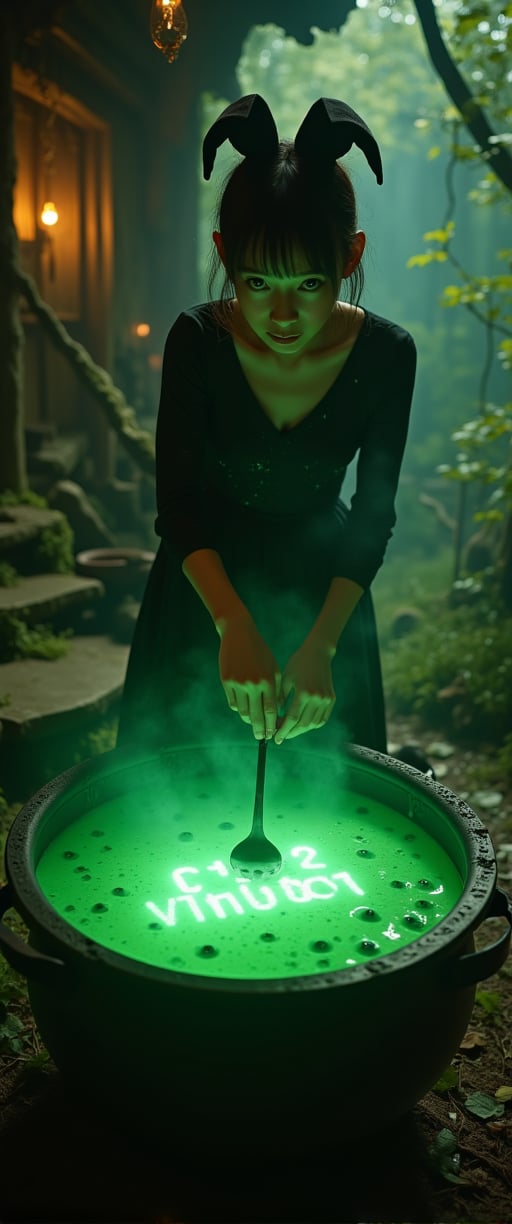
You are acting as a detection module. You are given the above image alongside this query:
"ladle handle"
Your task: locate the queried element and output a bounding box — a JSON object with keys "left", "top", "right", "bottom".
{"left": 251, "top": 737, "right": 268, "bottom": 835}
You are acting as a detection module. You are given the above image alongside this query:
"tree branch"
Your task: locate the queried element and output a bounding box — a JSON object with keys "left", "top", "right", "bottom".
{"left": 414, "top": 0, "right": 512, "bottom": 193}
{"left": 17, "top": 268, "right": 155, "bottom": 478}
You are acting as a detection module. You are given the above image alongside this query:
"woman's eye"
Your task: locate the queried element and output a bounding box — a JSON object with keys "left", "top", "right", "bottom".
{"left": 246, "top": 277, "right": 267, "bottom": 291}
{"left": 302, "top": 278, "right": 323, "bottom": 291}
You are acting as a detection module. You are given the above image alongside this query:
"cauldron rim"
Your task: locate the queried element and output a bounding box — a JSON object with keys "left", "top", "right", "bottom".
{"left": 4, "top": 742, "right": 498, "bottom": 994}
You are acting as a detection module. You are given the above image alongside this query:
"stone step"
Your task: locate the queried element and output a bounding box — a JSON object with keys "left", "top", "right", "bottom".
{"left": 0, "top": 504, "right": 66, "bottom": 552}
{"left": 0, "top": 635, "right": 130, "bottom": 742}
{"left": 0, "top": 573, "right": 104, "bottom": 625}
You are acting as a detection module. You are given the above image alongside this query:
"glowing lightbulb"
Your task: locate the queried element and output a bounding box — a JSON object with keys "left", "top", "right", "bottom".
{"left": 40, "top": 201, "right": 59, "bottom": 227}
{"left": 150, "top": 0, "right": 188, "bottom": 64}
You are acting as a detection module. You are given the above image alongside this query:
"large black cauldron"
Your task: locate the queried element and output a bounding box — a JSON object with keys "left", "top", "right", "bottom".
{"left": 0, "top": 743, "right": 510, "bottom": 1153}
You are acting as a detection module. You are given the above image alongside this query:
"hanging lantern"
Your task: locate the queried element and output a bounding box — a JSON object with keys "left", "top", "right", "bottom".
{"left": 40, "top": 201, "right": 59, "bottom": 227}
{"left": 150, "top": 0, "right": 188, "bottom": 64}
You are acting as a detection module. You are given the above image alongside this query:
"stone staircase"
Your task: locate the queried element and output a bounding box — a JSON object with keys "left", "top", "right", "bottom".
{"left": 0, "top": 505, "right": 132, "bottom": 798}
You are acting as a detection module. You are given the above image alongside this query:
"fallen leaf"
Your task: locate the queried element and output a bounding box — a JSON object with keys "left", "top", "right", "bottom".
{"left": 495, "top": 1085, "right": 512, "bottom": 1103}
{"left": 460, "top": 1030, "right": 487, "bottom": 1050}
{"left": 434, "top": 1066, "right": 459, "bottom": 1092}
{"left": 465, "top": 1091, "right": 505, "bottom": 1120}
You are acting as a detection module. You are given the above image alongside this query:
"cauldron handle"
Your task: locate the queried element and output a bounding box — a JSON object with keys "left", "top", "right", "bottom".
{"left": 0, "top": 883, "right": 67, "bottom": 986}
{"left": 443, "top": 886, "right": 512, "bottom": 990}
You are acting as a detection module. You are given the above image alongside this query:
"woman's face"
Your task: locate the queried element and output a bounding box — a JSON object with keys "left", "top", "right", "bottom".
{"left": 232, "top": 248, "right": 341, "bottom": 358}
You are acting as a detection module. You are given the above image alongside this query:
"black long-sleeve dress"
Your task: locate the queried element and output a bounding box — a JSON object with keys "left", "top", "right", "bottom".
{"left": 117, "top": 302, "right": 416, "bottom": 756}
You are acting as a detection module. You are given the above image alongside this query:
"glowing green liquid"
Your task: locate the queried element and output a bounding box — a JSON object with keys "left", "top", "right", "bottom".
{"left": 35, "top": 773, "right": 463, "bottom": 980}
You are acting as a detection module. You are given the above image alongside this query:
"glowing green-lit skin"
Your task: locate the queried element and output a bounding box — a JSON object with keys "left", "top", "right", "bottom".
{"left": 36, "top": 782, "right": 463, "bottom": 980}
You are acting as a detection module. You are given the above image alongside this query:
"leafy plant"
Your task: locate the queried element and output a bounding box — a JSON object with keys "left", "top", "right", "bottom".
{"left": 0, "top": 562, "right": 19, "bottom": 587}
{"left": 475, "top": 988, "right": 502, "bottom": 1020}
{"left": 383, "top": 594, "right": 512, "bottom": 742}
{"left": 0, "top": 615, "right": 72, "bottom": 663}
{"left": 36, "top": 519, "right": 75, "bottom": 574}
{"left": 427, "top": 1127, "right": 466, "bottom": 1185}
{"left": 0, "top": 489, "right": 47, "bottom": 509}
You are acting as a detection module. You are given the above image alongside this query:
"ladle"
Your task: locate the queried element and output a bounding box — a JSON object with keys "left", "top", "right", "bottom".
{"left": 230, "top": 738, "right": 283, "bottom": 880}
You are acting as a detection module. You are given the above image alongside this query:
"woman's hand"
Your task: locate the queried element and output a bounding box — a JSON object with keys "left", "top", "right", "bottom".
{"left": 275, "top": 639, "right": 336, "bottom": 744}
{"left": 219, "top": 613, "right": 281, "bottom": 740}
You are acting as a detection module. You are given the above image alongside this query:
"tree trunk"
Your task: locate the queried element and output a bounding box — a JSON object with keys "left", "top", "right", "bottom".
{"left": 0, "top": 9, "right": 26, "bottom": 494}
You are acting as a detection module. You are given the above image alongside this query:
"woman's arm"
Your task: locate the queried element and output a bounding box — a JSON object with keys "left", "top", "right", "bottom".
{"left": 305, "top": 576, "right": 364, "bottom": 656}
{"left": 182, "top": 548, "right": 252, "bottom": 637}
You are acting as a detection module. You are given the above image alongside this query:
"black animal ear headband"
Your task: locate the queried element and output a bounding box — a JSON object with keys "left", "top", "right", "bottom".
{"left": 202, "top": 93, "right": 383, "bottom": 185}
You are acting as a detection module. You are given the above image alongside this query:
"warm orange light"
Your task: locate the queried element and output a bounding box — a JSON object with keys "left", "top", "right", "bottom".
{"left": 133, "top": 322, "right": 151, "bottom": 338}
{"left": 150, "top": 0, "right": 188, "bottom": 63}
{"left": 40, "top": 201, "right": 59, "bottom": 227}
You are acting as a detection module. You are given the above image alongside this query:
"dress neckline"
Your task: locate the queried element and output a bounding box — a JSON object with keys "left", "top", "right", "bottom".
{"left": 228, "top": 308, "right": 369, "bottom": 434}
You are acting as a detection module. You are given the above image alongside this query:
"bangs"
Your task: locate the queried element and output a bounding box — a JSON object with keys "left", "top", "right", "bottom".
{"left": 241, "top": 224, "right": 332, "bottom": 279}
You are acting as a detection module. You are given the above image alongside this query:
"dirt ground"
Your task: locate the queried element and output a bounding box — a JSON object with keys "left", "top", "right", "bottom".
{"left": 0, "top": 716, "right": 511, "bottom": 1224}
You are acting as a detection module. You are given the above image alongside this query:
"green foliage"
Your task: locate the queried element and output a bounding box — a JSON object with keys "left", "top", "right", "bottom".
{"left": 0, "top": 488, "right": 75, "bottom": 572}
{"left": 438, "top": 401, "right": 512, "bottom": 536}
{"left": 0, "top": 489, "right": 46, "bottom": 509}
{"left": 0, "top": 562, "right": 19, "bottom": 587}
{"left": 0, "top": 1005, "right": 25, "bottom": 1055}
{"left": 0, "top": 615, "right": 72, "bottom": 663}
{"left": 383, "top": 594, "right": 512, "bottom": 742}
{"left": 497, "top": 729, "right": 512, "bottom": 779}
{"left": 475, "top": 988, "right": 502, "bottom": 1017}
{"left": 433, "top": 1065, "right": 459, "bottom": 1093}
{"left": 36, "top": 518, "right": 75, "bottom": 574}
{"left": 405, "top": 0, "right": 512, "bottom": 584}
{"left": 427, "top": 1128, "right": 465, "bottom": 1185}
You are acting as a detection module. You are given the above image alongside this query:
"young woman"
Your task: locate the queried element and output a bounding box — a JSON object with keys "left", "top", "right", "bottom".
{"left": 117, "top": 94, "right": 417, "bottom": 761}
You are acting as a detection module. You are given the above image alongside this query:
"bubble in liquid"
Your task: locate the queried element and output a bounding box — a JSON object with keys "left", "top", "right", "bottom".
{"left": 417, "top": 879, "right": 432, "bottom": 889}
{"left": 359, "top": 940, "right": 380, "bottom": 954}
{"left": 178, "top": 832, "right": 194, "bottom": 842}
{"left": 390, "top": 880, "right": 405, "bottom": 888}
{"left": 91, "top": 830, "right": 104, "bottom": 838}
{"left": 311, "top": 940, "right": 332, "bottom": 952}
{"left": 91, "top": 903, "right": 108, "bottom": 914}
{"left": 197, "top": 945, "right": 218, "bottom": 958}
{"left": 351, "top": 907, "right": 380, "bottom": 922}
{"left": 260, "top": 932, "right": 276, "bottom": 942}
{"left": 63, "top": 851, "right": 78, "bottom": 860}
{"left": 112, "top": 887, "right": 129, "bottom": 897}
{"left": 317, "top": 959, "right": 330, "bottom": 968}
{"left": 356, "top": 849, "right": 375, "bottom": 859}
{"left": 74, "top": 866, "right": 87, "bottom": 873}
{"left": 102, "top": 846, "right": 113, "bottom": 852}
{"left": 64, "top": 904, "right": 75, "bottom": 912}
{"left": 403, "top": 912, "right": 427, "bottom": 928}
{"left": 356, "top": 806, "right": 369, "bottom": 815}
{"left": 148, "top": 922, "right": 161, "bottom": 930}
{"left": 82, "top": 875, "right": 92, "bottom": 881}
{"left": 416, "top": 899, "right": 434, "bottom": 910}
{"left": 218, "top": 821, "right": 234, "bottom": 830}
